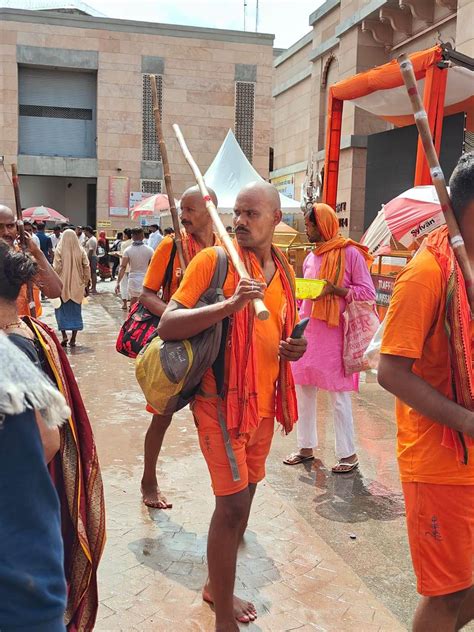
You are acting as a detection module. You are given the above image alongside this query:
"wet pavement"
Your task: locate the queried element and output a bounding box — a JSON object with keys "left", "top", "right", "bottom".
{"left": 42, "top": 287, "right": 414, "bottom": 631}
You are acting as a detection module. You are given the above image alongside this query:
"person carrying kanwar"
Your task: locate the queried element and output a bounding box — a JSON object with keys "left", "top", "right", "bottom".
{"left": 0, "top": 235, "right": 106, "bottom": 632}
{"left": 379, "top": 153, "right": 474, "bottom": 631}
{"left": 53, "top": 228, "right": 90, "bottom": 348}
{"left": 158, "top": 181, "right": 307, "bottom": 630}
{"left": 138, "top": 185, "right": 219, "bottom": 509}
{"left": 0, "top": 204, "right": 62, "bottom": 317}
{"left": 115, "top": 227, "right": 154, "bottom": 308}
{"left": 284, "top": 203, "right": 375, "bottom": 473}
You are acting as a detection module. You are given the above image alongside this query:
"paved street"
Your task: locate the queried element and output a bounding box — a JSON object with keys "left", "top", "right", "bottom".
{"left": 43, "top": 288, "right": 412, "bottom": 631}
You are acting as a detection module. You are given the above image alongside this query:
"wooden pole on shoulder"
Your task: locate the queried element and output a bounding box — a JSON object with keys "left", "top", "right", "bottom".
{"left": 398, "top": 53, "right": 474, "bottom": 313}
{"left": 150, "top": 75, "right": 187, "bottom": 271}
{"left": 172, "top": 124, "right": 270, "bottom": 321}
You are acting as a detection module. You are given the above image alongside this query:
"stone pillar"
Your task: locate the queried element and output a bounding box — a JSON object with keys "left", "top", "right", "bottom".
{"left": 0, "top": 26, "right": 18, "bottom": 209}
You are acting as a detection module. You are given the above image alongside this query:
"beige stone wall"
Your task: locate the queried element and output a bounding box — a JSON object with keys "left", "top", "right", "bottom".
{"left": 0, "top": 25, "right": 18, "bottom": 209}
{"left": 0, "top": 15, "right": 273, "bottom": 229}
{"left": 273, "top": 77, "right": 312, "bottom": 171}
{"left": 456, "top": 0, "right": 474, "bottom": 56}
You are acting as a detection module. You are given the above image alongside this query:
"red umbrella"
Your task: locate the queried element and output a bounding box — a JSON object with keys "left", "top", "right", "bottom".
{"left": 130, "top": 194, "right": 172, "bottom": 220}
{"left": 22, "top": 206, "right": 69, "bottom": 223}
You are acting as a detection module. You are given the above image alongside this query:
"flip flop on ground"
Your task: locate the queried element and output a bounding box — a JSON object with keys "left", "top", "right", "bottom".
{"left": 283, "top": 452, "right": 315, "bottom": 466}
{"left": 332, "top": 459, "right": 359, "bottom": 474}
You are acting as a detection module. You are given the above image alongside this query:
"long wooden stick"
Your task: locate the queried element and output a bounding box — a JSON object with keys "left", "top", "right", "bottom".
{"left": 11, "top": 164, "right": 36, "bottom": 318}
{"left": 398, "top": 53, "right": 474, "bottom": 313}
{"left": 150, "top": 74, "right": 187, "bottom": 271}
{"left": 172, "top": 124, "right": 270, "bottom": 321}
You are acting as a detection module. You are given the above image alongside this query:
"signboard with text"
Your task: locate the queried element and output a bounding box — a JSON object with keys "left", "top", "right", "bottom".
{"left": 109, "top": 176, "right": 130, "bottom": 217}
{"left": 272, "top": 174, "right": 295, "bottom": 199}
{"left": 372, "top": 274, "right": 396, "bottom": 308}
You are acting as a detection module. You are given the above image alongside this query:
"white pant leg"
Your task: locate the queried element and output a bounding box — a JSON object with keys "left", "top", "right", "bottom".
{"left": 329, "top": 391, "right": 356, "bottom": 459}
{"left": 296, "top": 384, "right": 318, "bottom": 449}
{"left": 120, "top": 272, "right": 129, "bottom": 300}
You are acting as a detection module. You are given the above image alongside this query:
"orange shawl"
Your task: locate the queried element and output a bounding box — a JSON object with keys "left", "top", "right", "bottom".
{"left": 226, "top": 244, "right": 298, "bottom": 435}
{"left": 311, "top": 203, "right": 372, "bottom": 327}
{"left": 427, "top": 226, "right": 474, "bottom": 463}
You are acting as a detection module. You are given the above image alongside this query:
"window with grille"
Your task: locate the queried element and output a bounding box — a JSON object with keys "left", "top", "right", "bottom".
{"left": 141, "top": 179, "right": 162, "bottom": 194}
{"left": 19, "top": 104, "right": 93, "bottom": 120}
{"left": 235, "top": 81, "right": 255, "bottom": 162}
{"left": 142, "top": 74, "right": 163, "bottom": 161}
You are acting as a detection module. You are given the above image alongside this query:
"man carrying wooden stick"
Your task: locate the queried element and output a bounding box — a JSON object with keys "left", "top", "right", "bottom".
{"left": 0, "top": 204, "right": 62, "bottom": 315}
{"left": 159, "top": 182, "right": 307, "bottom": 629}
{"left": 378, "top": 152, "right": 474, "bottom": 631}
{"left": 138, "top": 185, "right": 219, "bottom": 509}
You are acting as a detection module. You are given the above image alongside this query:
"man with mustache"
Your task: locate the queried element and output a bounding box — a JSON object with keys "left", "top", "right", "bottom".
{"left": 158, "top": 181, "right": 307, "bottom": 630}
{"left": 138, "top": 185, "right": 219, "bottom": 509}
{"left": 0, "top": 204, "right": 62, "bottom": 315}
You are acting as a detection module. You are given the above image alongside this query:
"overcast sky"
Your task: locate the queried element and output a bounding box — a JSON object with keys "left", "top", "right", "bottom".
{"left": 88, "top": 0, "right": 322, "bottom": 49}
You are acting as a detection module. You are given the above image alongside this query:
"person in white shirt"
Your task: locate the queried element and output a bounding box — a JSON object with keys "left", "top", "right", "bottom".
{"left": 117, "top": 228, "right": 132, "bottom": 310}
{"left": 84, "top": 226, "right": 98, "bottom": 294}
{"left": 50, "top": 226, "right": 62, "bottom": 250}
{"left": 115, "top": 227, "right": 153, "bottom": 308}
{"left": 147, "top": 224, "right": 163, "bottom": 251}
{"left": 75, "top": 226, "right": 87, "bottom": 247}
{"left": 24, "top": 220, "right": 41, "bottom": 248}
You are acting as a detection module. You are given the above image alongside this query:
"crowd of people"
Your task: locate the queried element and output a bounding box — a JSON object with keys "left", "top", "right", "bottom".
{"left": 0, "top": 150, "right": 473, "bottom": 632}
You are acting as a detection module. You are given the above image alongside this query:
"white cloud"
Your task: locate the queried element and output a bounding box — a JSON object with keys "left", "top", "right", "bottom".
{"left": 87, "top": 0, "right": 322, "bottom": 48}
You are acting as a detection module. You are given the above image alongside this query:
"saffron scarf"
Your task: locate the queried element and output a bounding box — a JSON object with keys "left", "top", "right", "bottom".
{"left": 24, "top": 317, "right": 106, "bottom": 632}
{"left": 310, "top": 203, "right": 372, "bottom": 327}
{"left": 226, "top": 244, "right": 298, "bottom": 435}
{"left": 426, "top": 226, "right": 474, "bottom": 463}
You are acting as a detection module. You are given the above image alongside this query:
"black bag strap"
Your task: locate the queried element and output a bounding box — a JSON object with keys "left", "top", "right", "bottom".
{"left": 162, "top": 240, "right": 177, "bottom": 301}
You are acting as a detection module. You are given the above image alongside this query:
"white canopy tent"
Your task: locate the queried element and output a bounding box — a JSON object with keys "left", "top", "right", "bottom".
{"left": 204, "top": 129, "right": 302, "bottom": 214}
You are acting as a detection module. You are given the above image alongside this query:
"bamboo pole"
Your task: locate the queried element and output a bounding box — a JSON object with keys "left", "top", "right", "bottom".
{"left": 11, "top": 164, "right": 36, "bottom": 318}
{"left": 172, "top": 124, "right": 270, "bottom": 321}
{"left": 150, "top": 74, "right": 187, "bottom": 271}
{"left": 398, "top": 53, "right": 474, "bottom": 313}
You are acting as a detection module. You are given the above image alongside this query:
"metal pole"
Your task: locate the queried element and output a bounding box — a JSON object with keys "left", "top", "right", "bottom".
{"left": 255, "top": 0, "right": 259, "bottom": 31}
{"left": 243, "top": 0, "right": 247, "bottom": 31}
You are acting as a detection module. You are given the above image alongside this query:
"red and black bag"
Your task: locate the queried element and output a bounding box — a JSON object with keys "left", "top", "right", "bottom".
{"left": 116, "top": 241, "right": 176, "bottom": 358}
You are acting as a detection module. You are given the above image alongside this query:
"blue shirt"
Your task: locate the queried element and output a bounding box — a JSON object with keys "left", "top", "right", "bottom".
{"left": 36, "top": 231, "right": 53, "bottom": 260}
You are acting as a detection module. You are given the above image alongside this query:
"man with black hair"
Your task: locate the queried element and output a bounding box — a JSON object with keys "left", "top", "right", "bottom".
{"left": 51, "top": 225, "right": 62, "bottom": 251}
{"left": 84, "top": 226, "right": 98, "bottom": 294}
{"left": 35, "top": 222, "right": 53, "bottom": 263}
{"left": 115, "top": 227, "right": 153, "bottom": 308}
{"left": 147, "top": 223, "right": 163, "bottom": 251}
{"left": 379, "top": 152, "right": 474, "bottom": 631}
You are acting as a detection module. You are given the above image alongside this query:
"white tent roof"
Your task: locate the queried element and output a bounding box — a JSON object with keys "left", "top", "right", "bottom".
{"left": 204, "top": 130, "right": 302, "bottom": 214}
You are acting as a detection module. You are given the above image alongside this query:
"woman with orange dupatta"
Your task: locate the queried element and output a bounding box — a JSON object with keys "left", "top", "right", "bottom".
{"left": 284, "top": 203, "right": 375, "bottom": 473}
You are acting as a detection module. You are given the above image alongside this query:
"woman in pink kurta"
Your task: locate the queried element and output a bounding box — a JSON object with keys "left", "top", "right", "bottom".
{"left": 284, "top": 203, "right": 375, "bottom": 473}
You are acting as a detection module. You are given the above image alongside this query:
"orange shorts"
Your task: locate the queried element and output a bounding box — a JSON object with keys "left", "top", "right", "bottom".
{"left": 403, "top": 482, "right": 474, "bottom": 596}
{"left": 192, "top": 399, "right": 274, "bottom": 497}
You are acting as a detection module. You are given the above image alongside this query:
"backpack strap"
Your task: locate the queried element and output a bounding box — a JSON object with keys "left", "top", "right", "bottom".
{"left": 209, "top": 246, "right": 228, "bottom": 290}
{"left": 209, "top": 246, "right": 240, "bottom": 482}
{"left": 162, "top": 240, "right": 177, "bottom": 302}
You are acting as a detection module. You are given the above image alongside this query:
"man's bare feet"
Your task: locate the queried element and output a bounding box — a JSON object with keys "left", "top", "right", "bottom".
{"left": 202, "top": 580, "right": 257, "bottom": 624}
{"left": 141, "top": 482, "right": 172, "bottom": 509}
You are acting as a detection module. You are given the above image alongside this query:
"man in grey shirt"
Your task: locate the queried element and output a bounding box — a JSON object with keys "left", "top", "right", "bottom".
{"left": 115, "top": 227, "right": 153, "bottom": 308}
{"left": 84, "top": 226, "right": 98, "bottom": 294}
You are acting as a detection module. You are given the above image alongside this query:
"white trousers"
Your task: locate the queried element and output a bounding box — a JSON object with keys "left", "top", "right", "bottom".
{"left": 296, "top": 384, "right": 356, "bottom": 459}
{"left": 120, "top": 272, "right": 129, "bottom": 300}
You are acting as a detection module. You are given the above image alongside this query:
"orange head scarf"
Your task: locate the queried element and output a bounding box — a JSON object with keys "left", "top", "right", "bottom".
{"left": 311, "top": 203, "right": 372, "bottom": 327}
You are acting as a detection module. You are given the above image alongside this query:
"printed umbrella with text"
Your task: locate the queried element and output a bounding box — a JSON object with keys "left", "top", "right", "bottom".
{"left": 22, "top": 205, "right": 69, "bottom": 223}
{"left": 130, "top": 193, "right": 174, "bottom": 221}
{"left": 362, "top": 185, "right": 446, "bottom": 257}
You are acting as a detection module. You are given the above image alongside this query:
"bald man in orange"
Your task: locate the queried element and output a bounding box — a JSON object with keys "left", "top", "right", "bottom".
{"left": 138, "top": 185, "right": 219, "bottom": 509}
{"left": 159, "top": 181, "right": 307, "bottom": 630}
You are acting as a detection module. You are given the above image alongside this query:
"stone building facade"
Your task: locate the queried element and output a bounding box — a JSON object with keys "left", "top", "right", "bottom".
{"left": 272, "top": 0, "right": 474, "bottom": 237}
{"left": 0, "top": 7, "right": 274, "bottom": 230}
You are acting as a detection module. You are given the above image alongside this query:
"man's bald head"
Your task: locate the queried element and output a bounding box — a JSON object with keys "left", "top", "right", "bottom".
{"left": 179, "top": 185, "right": 217, "bottom": 236}
{"left": 0, "top": 205, "right": 17, "bottom": 246}
{"left": 180, "top": 185, "right": 218, "bottom": 208}
{"left": 236, "top": 181, "right": 281, "bottom": 213}
{"left": 233, "top": 181, "right": 282, "bottom": 251}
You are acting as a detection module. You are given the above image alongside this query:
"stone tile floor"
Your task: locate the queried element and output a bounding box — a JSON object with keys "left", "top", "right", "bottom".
{"left": 43, "top": 289, "right": 407, "bottom": 630}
